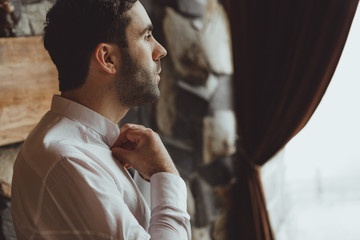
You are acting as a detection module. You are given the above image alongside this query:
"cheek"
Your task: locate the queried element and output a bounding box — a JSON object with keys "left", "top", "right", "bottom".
{"left": 128, "top": 41, "right": 156, "bottom": 70}
{"left": 138, "top": 41, "right": 156, "bottom": 62}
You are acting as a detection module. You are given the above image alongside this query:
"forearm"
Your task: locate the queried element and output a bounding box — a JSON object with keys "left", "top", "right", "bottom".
{"left": 149, "top": 173, "right": 191, "bottom": 240}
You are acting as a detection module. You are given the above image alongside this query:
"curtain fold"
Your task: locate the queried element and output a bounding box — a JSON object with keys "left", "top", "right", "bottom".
{"left": 223, "top": 0, "right": 359, "bottom": 239}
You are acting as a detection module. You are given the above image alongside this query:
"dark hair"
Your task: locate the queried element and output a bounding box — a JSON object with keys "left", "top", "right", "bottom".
{"left": 43, "top": 0, "right": 137, "bottom": 91}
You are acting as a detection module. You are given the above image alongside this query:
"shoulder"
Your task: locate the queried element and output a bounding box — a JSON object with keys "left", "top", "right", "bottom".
{"left": 23, "top": 110, "right": 86, "bottom": 155}
{"left": 18, "top": 111, "right": 88, "bottom": 176}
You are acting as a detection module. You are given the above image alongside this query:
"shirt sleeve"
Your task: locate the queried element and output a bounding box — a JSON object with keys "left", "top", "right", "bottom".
{"left": 134, "top": 171, "right": 151, "bottom": 206}
{"left": 150, "top": 173, "right": 191, "bottom": 240}
{"left": 36, "top": 156, "right": 190, "bottom": 240}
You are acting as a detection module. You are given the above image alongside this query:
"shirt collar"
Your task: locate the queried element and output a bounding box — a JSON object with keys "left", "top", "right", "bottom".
{"left": 50, "top": 95, "right": 120, "bottom": 147}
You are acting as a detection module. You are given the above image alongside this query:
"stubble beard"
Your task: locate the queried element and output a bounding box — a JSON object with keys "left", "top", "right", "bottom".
{"left": 116, "top": 49, "right": 161, "bottom": 107}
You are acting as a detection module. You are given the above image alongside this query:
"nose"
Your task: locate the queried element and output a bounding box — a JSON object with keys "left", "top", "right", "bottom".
{"left": 153, "top": 39, "right": 167, "bottom": 61}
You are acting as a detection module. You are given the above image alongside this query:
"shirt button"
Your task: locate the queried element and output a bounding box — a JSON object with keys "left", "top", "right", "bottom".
{"left": 112, "top": 131, "right": 116, "bottom": 136}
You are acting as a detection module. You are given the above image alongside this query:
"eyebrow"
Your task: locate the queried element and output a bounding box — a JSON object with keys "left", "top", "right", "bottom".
{"left": 140, "top": 24, "right": 153, "bottom": 35}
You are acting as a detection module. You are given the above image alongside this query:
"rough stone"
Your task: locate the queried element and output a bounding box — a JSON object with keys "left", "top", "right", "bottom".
{"left": 9, "top": 0, "right": 21, "bottom": 17}
{"left": 155, "top": 0, "right": 177, "bottom": 10}
{"left": 173, "top": 87, "right": 209, "bottom": 137}
{"left": 162, "top": 0, "right": 233, "bottom": 87}
{"left": 208, "top": 75, "right": 234, "bottom": 112}
{"left": 163, "top": 137, "right": 197, "bottom": 179}
{"left": 200, "top": 0, "right": 233, "bottom": 75}
{"left": 202, "top": 110, "right": 236, "bottom": 165}
{"left": 198, "top": 155, "right": 235, "bottom": 187}
{"left": 0, "top": 194, "right": 16, "bottom": 240}
{"left": 190, "top": 176, "right": 220, "bottom": 227}
{"left": 163, "top": 7, "right": 210, "bottom": 85}
{"left": 211, "top": 184, "right": 233, "bottom": 240}
{"left": 156, "top": 60, "right": 177, "bottom": 136}
{"left": 15, "top": 1, "right": 53, "bottom": 36}
{"left": 191, "top": 18, "right": 204, "bottom": 31}
{"left": 160, "top": 2, "right": 236, "bottom": 237}
{"left": 0, "top": 143, "right": 22, "bottom": 198}
{"left": 177, "top": 74, "right": 218, "bottom": 101}
{"left": 120, "top": 104, "right": 152, "bottom": 128}
{"left": 192, "top": 226, "right": 212, "bottom": 240}
{"left": 177, "top": 0, "right": 207, "bottom": 18}
{"left": 20, "top": 0, "right": 43, "bottom": 4}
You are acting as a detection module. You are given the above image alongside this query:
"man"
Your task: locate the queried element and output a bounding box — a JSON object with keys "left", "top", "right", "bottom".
{"left": 11, "top": 0, "right": 191, "bottom": 239}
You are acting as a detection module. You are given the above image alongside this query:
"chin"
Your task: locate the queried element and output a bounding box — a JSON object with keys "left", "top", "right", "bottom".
{"left": 134, "top": 92, "right": 161, "bottom": 106}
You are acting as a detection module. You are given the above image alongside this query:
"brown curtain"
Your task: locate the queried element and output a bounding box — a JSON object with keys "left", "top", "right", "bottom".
{"left": 223, "top": 0, "right": 359, "bottom": 239}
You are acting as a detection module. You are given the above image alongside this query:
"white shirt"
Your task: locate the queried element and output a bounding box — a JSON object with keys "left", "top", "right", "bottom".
{"left": 11, "top": 95, "right": 191, "bottom": 240}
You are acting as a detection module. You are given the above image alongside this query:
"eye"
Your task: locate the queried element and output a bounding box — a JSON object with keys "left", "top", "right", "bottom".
{"left": 145, "top": 32, "right": 152, "bottom": 41}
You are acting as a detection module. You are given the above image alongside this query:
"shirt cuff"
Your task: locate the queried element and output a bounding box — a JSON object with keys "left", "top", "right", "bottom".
{"left": 134, "top": 171, "right": 151, "bottom": 207}
{"left": 150, "top": 172, "right": 187, "bottom": 211}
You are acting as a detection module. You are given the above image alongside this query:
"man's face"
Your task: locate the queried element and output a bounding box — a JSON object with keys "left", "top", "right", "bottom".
{"left": 115, "top": 1, "right": 167, "bottom": 107}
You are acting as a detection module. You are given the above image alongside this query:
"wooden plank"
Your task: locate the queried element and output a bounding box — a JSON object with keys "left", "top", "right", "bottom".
{"left": 0, "top": 36, "right": 59, "bottom": 146}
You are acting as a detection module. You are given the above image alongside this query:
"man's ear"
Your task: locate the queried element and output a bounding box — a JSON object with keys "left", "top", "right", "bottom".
{"left": 94, "top": 43, "right": 119, "bottom": 75}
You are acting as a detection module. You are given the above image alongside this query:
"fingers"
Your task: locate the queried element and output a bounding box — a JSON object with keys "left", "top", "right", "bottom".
{"left": 111, "top": 125, "right": 178, "bottom": 179}
{"left": 112, "top": 124, "right": 146, "bottom": 148}
{"left": 111, "top": 147, "right": 125, "bottom": 162}
{"left": 111, "top": 147, "right": 133, "bottom": 169}
{"left": 119, "top": 126, "right": 155, "bottom": 146}
{"left": 119, "top": 124, "right": 146, "bottom": 137}
{"left": 138, "top": 172, "right": 150, "bottom": 182}
{"left": 123, "top": 163, "right": 133, "bottom": 170}
{"left": 126, "top": 128, "right": 156, "bottom": 144}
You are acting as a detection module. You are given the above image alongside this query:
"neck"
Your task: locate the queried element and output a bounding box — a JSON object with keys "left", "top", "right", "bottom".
{"left": 61, "top": 85, "right": 129, "bottom": 124}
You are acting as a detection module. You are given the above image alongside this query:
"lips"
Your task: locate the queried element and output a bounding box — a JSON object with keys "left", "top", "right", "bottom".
{"left": 156, "top": 74, "right": 160, "bottom": 83}
{"left": 155, "top": 68, "right": 161, "bottom": 83}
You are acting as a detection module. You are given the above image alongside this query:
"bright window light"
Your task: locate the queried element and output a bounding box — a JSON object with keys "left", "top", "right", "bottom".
{"left": 282, "top": 6, "right": 360, "bottom": 240}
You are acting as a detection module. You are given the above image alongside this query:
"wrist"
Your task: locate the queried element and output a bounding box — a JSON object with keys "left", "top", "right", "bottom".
{"left": 149, "top": 163, "right": 179, "bottom": 178}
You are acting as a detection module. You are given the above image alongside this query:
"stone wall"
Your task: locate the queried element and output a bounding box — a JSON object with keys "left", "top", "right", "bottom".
{"left": 5, "top": 0, "right": 55, "bottom": 37}
{"left": 0, "top": 144, "right": 20, "bottom": 240}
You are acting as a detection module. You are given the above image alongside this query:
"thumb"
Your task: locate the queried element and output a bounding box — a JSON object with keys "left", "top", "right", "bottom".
{"left": 111, "top": 147, "right": 131, "bottom": 163}
{"left": 126, "top": 130, "right": 143, "bottom": 144}
{"left": 111, "top": 147, "right": 133, "bottom": 169}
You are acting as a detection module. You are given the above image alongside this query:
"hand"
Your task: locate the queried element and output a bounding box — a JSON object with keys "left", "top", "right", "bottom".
{"left": 111, "top": 124, "right": 179, "bottom": 181}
